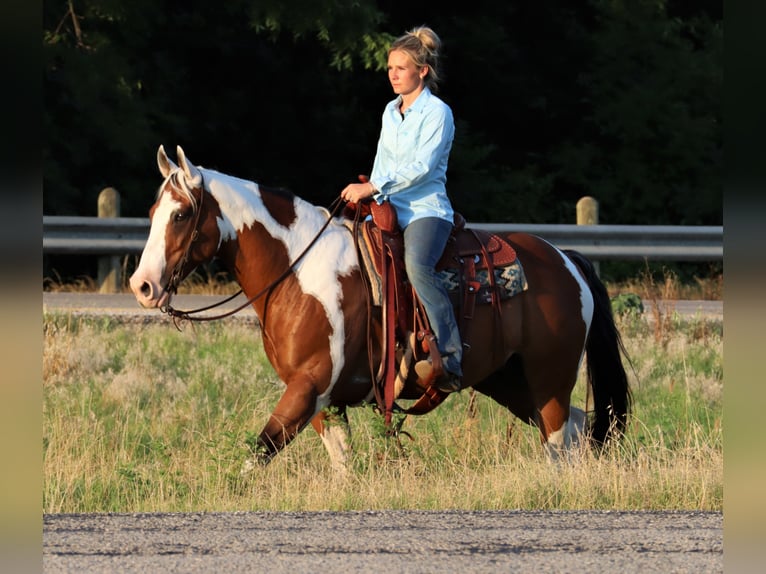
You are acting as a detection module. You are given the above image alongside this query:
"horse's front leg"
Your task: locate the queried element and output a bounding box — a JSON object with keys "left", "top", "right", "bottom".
{"left": 241, "top": 382, "right": 319, "bottom": 474}
{"left": 311, "top": 406, "right": 351, "bottom": 476}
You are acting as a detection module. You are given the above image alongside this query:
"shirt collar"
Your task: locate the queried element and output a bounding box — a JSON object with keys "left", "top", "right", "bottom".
{"left": 391, "top": 86, "right": 433, "bottom": 115}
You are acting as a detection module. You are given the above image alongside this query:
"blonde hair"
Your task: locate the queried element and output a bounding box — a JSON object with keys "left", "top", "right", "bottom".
{"left": 389, "top": 26, "right": 443, "bottom": 93}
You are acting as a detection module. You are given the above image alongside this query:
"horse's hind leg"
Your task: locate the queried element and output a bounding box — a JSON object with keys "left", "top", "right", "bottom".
{"left": 529, "top": 358, "right": 583, "bottom": 460}
{"left": 474, "top": 355, "right": 584, "bottom": 459}
{"left": 311, "top": 406, "right": 351, "bottom": 476}
{"left": 537, "top": 399, "right": 586, "bottom": 460}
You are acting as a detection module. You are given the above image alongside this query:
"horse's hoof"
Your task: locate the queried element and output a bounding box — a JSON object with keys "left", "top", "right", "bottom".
{"left": 240, "top": 447, "right": 272, "bottom": 476}
{"left": 240, "top": 458, "right": 257, "bottom": 476}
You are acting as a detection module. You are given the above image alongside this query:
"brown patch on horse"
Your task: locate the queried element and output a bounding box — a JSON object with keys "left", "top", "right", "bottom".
{"left": 258, "top": 186, "right": 298, "bottom": 228}
{"left": 225, "top": 220, "right": 335, "bottom": 396}
{"left": 158, "top": 186, "right": 200, "bottom": 281}
{"left": 508, "top": 233, "right": 586, "bottom": 429}
{"left": 471, "top": 234, "right": 587, "bottom": 431}
{"left": 161, "top": 186, "right": 223, "bottom": 283}
{"left": 333, "top": 272, "right": 381, "bottom": 405}
{"left": 224, "top": 220, "right": 292, "bottom": 315}
{"left": 260, "top": 287, "right": 334, "bottom": 395}
{"left": 190, "top": 189, "right": 223, "bottom": 265}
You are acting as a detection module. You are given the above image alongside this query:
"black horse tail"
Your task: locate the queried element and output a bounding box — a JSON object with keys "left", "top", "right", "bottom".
{"left": 564, "top": 250, "right": 632, "bottom": 446}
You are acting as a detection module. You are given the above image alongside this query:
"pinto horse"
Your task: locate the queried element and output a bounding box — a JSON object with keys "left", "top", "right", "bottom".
{"left": 129, "top": 145, "right": 631, "bottom": 472}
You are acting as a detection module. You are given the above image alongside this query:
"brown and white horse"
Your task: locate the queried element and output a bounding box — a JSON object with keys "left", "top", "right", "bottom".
{"left": 130, "top": 145, "right": 631, "bottom": 472}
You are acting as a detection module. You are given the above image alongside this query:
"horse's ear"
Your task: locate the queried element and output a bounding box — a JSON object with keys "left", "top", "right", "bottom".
{"left": 157, "top": 145, "right": 177, "bottom": 178}
{"left": 176, "top": 145, "right": 202, "bottom": 187}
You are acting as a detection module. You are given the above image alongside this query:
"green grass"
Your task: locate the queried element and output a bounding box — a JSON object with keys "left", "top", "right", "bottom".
{"left": 43, "top": 310, "right": 722, "bottom": 514}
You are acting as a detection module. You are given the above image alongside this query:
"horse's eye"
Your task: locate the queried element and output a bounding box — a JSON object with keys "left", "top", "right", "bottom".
{"left": 173, "top": 211, "right": 190, "bottom": 223}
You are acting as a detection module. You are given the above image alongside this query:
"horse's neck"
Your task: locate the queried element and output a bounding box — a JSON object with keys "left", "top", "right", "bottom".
{"left": 208, "top": 176, "right": 346, "bottom": 321}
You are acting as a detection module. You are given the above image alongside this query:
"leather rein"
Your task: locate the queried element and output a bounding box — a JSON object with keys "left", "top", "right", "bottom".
{"left": 160, "top": 176, "right": 346, "bottom": 326}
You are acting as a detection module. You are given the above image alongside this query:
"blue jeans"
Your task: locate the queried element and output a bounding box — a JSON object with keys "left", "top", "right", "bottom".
{"left": 403, "top": 217, "right": 463, "bottom": 377}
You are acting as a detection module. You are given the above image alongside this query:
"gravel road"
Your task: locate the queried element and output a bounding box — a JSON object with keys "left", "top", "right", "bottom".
{"left": 44, "top": 510, "right": 722, "bottom": 573}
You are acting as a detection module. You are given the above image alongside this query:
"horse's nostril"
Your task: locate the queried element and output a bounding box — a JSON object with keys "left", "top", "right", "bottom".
{"left": 140, "top": 282, "right": 152, "bottom": 297}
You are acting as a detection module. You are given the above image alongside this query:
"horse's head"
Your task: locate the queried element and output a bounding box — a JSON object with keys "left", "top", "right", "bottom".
{"left": 129, "top": 145, "right": 222, "bottom": 308}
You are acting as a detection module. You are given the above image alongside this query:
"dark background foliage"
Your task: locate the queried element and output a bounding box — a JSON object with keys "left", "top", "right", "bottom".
{"left": 43, "top": 0, "right": 722, "bottom": 282}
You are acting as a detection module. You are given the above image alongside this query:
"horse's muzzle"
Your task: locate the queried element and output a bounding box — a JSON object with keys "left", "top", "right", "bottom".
{"left": 129, "top": 273, "right": 169, "bottom": 309}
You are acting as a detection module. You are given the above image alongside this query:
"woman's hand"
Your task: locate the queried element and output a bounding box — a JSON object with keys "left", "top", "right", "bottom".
{"left": 341, "top": 181, "right": 375, "bottom": 203}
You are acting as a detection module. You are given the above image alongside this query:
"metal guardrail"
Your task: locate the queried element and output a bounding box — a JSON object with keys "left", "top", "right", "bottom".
{"left": 43, "top": 216, "right": 723, "bottom": 262}
{"left": 43, "top": 216, "right": 150, "bottom": 256}
{"left": 468, "top": 223, "right": 723, "bottom": 261}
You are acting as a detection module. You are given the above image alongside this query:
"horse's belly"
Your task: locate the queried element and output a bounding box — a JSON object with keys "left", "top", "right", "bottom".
{"left": 459, "top": 298, "right": 522, "bottom": 384}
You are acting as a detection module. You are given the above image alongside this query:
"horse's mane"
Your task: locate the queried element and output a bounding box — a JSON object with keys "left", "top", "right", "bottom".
{"left": 156, "top": 171, "right": 199, "bottom": 211}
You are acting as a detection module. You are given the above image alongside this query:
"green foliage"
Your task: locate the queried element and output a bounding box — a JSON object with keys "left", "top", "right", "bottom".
{"left": 43, "top": 0, "right": 722, "bottom": 282}
{"left": 244, "top": 0, "right": 393, "bottom": 71}
{"left": 552, "top": 0, "right": 722, "bottom": 226}
{"left": 611, "top": 292, "right": 644, "bottom": 317}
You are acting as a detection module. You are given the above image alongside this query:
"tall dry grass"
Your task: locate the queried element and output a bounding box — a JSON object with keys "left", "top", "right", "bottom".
{"left": 43, "top": 302, "right": 722, "bottom": 514}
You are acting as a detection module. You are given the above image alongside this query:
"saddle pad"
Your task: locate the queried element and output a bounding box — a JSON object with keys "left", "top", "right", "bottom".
{"left": 437, "top": 260, "right": 528, "bottom": 305}
{"left": 357, "top": 226, "right": 384, "bottom": 303}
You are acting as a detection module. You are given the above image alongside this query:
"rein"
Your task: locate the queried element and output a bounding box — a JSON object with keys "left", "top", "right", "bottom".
{"left": 161, "top": 187, "right": 346, "bottom": 327}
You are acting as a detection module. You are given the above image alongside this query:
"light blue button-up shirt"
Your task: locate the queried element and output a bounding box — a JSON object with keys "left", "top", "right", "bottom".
{"left": 369, "top": 87, "right": 455, "bottom": 228}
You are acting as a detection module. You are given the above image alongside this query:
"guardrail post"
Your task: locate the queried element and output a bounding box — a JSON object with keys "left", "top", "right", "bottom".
{"left": 97, "top": 187, "right": 121, "bottom": 293}
{"left": 576, "top": 196, "right": 600, "bottom": 275}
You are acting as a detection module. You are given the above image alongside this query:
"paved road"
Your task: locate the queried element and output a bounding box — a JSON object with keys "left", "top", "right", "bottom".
{"left": 44, "top": 510, "right": 722, "bottom": 573}
{"left": 42, "top": 292, "right": 723, "bottom": 322}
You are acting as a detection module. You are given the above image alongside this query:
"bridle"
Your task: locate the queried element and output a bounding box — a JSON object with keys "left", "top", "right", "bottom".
{"left": 159, "top": 174, "right": 346, "bottom": 327}
{"left": 163, "top": 173, "right": 206, "bottom": 298}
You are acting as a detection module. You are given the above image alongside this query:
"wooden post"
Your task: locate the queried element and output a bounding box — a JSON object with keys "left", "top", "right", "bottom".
{"left": 576, "top": 196, "right": 599, "bottom": 275}
{"left": 97, "top": 187, "right": 121, "bottom": 293}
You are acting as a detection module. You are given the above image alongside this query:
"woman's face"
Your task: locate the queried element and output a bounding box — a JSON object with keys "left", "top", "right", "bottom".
{"left": 387, "top": 50, "right": 426, "bottom": 98}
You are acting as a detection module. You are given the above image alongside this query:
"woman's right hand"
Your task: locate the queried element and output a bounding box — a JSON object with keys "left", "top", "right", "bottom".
{"left": 340, "top": 180, "right": 374, "bottom": 204}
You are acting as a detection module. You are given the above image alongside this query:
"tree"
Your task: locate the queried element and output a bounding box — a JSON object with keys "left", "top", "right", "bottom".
{"left": 550, "top": 0, "right": 722, "bottom": 225}
{"left": 43, "top": 0, "right": 392, "bottom": 216}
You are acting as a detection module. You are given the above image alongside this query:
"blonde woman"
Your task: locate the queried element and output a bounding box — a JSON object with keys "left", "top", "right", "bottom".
{"left": 341, "top": 26, "right": 462, "bottom": 392}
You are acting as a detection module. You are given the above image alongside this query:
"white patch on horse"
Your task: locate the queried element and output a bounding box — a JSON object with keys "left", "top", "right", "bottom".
{"left": 544, "top": 406, "right": 587, "bottom": 462}
{"left": 319, "top": 423, "right": 351, "bottom": 475}
{"left": 200, "top": 168, "right": 357, "bottom": 391}
{"left": 538, "top": 241, "right": 595, "bottom": 373}
{"left": 567, "top": 406, "right": 586, "bottom": 447}
{"left": 138, "top": 192, "right": 182, "bottom": 280}
{"left": 560, "top": 250, "right": 594, "bottom": 331}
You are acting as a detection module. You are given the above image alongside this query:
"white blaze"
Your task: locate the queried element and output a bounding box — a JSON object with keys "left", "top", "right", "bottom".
{"left": 134, "top": 192, "right": 183, "bottom": 287}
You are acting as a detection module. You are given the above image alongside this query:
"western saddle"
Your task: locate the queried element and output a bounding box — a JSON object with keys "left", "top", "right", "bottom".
{"left": 344, "top": 196, "right": 517, "bottom": 426}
